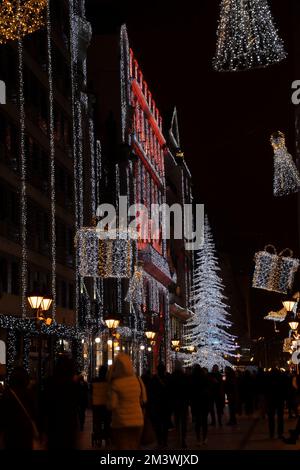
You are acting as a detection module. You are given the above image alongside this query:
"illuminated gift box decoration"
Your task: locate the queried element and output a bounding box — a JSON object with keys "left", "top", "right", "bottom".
{"left": 252, "top": 245, "right": 299, "bottom": 294}
{"left": 75, "top": 228, "right": 136, "bottom": 278}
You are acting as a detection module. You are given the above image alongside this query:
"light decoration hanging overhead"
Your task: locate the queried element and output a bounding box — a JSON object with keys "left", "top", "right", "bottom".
{"left": 75, "top": 228, "right": 136, "bottom": 278}
{"left": 213, "top": 0, "right": 287, "bottom": 72}
{"left": 0, "top": 0, "right": 47, "bottom": 44}
{"left": 125, "top": 265, "right": 144, "bottom": 305}
{"left": 271, "top": 131, "right": 300, "bottom": 197}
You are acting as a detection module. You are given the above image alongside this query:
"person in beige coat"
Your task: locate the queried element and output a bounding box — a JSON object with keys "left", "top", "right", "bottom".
{"left": 108, "top": 353, "right": 147, "bottom": 450}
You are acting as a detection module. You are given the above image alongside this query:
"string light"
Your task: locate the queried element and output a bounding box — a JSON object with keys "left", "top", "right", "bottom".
{"left": 271, "top": 131, "right": 300, "bottom": 197}
{"left": 185, "top": 216, "right": 237, "bottom": 369}
{"left": 75, "top": 228, "right": 135, "bottom": 278}
{"left": 46, "top": 0, "right": 56, "bottom": 319}
{"left": 213, "top": 0, "right": 287, "bottom": 72}
{"left": 120, "top": 24, "right": 131, "bottom": 144}
{"left": 0, "top": 0, "right": 47, "bottom": 44}
{"left": 23, "top": 332, "right": 31, "bottom": 373}
{"left": 6, "top": 329, "right": 17, "bottom": 378}
{"left": 18, "top": 38, "right": 27, "bottom": 318}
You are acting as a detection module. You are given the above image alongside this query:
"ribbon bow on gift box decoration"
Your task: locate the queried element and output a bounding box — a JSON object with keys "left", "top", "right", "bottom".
{"left": 252, "top": 245, "right": 299, "bottom": 294}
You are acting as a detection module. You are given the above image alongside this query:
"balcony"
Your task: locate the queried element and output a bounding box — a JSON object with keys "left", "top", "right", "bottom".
{"left": 138, "top": 244, "right": 172, "bottom": 286}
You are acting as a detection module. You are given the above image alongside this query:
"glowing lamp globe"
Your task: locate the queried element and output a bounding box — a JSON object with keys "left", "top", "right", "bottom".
{"left": 27, "top": 294, "right": 43, "bottom": 310}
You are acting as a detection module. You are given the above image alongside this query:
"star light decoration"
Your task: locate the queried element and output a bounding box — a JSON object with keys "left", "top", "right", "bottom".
{"left": 213, "top": 0, "right": 287, "bottom": 72}
{"left": 271, "top": 131, "right": 300, "bottom": 197}
{"left": 0, "top": 0, "right": 47, "bottom": 44}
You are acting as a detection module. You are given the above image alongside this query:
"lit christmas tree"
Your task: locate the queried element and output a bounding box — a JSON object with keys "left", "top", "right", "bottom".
{"left": 213, "top": 0, "right": 287, "bottom": 72}
{"left": 185, "top": 216, "right": 237, "bottom": 369}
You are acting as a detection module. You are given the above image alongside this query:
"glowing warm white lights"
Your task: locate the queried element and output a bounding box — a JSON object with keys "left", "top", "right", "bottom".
{"left": 27, "top": 295, "right": 43, "bottom": 310}
{"left": 0, "top": 0, "right": 47, "bottom": 44}
{"left": 145, "top": 331, "right": 156, "bottom": 340}
{"left": 95, "top": 337, "right": 101, "bottom": 344}
{"left": 140, "top": 345, "right": 145, "bottom": 351}
{"left": 289, "top": 321, "right": 299, "bottom": 331}
{"left": 213, "top": 0, "right": 287, "bottom": 72}
{"left": 105, "top": 318, "right": 120, "bottom": 330}
{"left": 282, "top": 300, "right": 297, "bottom": 313}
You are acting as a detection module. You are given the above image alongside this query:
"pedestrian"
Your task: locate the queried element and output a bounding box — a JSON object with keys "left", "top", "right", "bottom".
{"left": 92, "top": 365, "right": 111, "bottom": 447}
{"left": 169, "top": 360, "right": 189, "bottom": 449}
{"left": 43, "top": 355, "right": 79, "bottom": 449}
{"left": 77, "top": 373, "right": 89, "bottom": 431}
{"left": 107, "top": 353, "right": 147, "bottom": 450}
{"left": 190, "top": 365, "right": 210, "bottom": 445}
{"left": 0, "top": 366, "right": 37, "bottom": 449}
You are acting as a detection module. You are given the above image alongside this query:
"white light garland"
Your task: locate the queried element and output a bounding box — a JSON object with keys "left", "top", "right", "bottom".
{"left": 89, "top": 117, "right": 96, "bottom": 216}
{"left": 120, "top": 24, "right": 131, "bottom": 144}
{"left": 46, "top": 0, "right": 56, "bottom": 318}
{"left": 18, "top": 38, "right": 27, "bottom": 318}
{"left": 213, "top": 0, "right": 287, "bottom": 72}
{"left": 75, "top": 227, "right": 135, "bottom": 278}
{"left": 69, "top": 0, "right": 79, "bottom": 326}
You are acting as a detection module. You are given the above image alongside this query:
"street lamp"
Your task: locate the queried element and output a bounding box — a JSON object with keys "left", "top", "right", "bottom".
{"left": 27, "top": 293, "right": 53, "bottom": 391}
{"left": 286, "top": 311, "right": 299, "bottom": 331}
{"left": 145, "top": 330, "right": 156, "bottom": 341}
{"left": 104, "top": 316, "right": 120, "bottom": 363}
{"left": 283, "top": 299, "right": 297, "bottom": 313}
{"left": 171, "top": 337, "right": 180, "bottom": 362}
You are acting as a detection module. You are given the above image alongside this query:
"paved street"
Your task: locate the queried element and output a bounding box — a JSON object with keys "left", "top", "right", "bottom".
{"left": 77, "top": 408, "right": 300, "bottom": 451}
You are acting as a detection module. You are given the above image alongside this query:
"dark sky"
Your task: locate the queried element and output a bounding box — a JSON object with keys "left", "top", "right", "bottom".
{"left": 86, "top": 0, "right": 300, "bottom": 341}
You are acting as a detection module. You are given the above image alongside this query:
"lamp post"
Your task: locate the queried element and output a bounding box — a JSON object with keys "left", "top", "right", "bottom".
{"left": 104, "top": 317, "right": 120, "bottom": 364}
{"left": 27, "top": 293, "right": 53, "bottom": 389}
{"left": 145, "top": 330, "right": 156, "bottom": 373}
{"left": 171, "top": 337, "right": 180, "bottom": 362}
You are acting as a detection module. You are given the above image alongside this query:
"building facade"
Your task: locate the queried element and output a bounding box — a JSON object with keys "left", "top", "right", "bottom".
{"left": 88, "top": 25, "right": 175, "bottom": 372}
{"left": 0, "top": 0, "right": 96, "bottom": 380}
{"left": 164, "top": 107, "right": 193, "bottom": 353}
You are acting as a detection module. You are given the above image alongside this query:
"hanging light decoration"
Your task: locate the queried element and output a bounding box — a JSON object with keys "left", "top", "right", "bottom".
{"left": 75, "top": 227, "right": 136, "bottom": 278}
{"left": 271, "top": 131, "right": 300, "bottom": 197}
{"left": 125, "top": 265, "right": 144, "bottom": 305}
{"left": 213, "top": 0, "right": 287, "bottom": 72}
{"left": 0, "top": 0, "right": 47, "bottom": 44}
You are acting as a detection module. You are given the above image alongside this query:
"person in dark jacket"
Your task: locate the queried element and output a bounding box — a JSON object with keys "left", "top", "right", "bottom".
{"left": 224, "top": 367, "right": 238, "bottom": 426}
{"left": 190, "top": 365, "right": 210, "bottom": 444}
{"left": 43, "top": 356, "right": 79, "bottom": 449}
{"left": 77, "top": 374, "right": 89, "bottom": 431}
{"left": 169, "top": 361, "right": 189, "bottom": 448}
{"left": 264, "top": 369, "right": 287, "bottom": 439}
{"left": 209, "top": 364, "right": 225, "bottom": 426}
{"left": 0, "top": 367, "right": 36, "bottom": 449}
{"left": 147, "top": 363, "right": 171, "bottom": 448}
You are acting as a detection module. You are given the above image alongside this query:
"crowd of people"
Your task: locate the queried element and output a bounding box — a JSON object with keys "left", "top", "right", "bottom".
{"left": 0, "top": 353, "right": 300, "bottom": 450}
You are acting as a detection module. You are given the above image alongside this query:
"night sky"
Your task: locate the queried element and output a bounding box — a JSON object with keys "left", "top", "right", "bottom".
{"left": 86, "top": 0, "right": 300, "bottom": 342}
